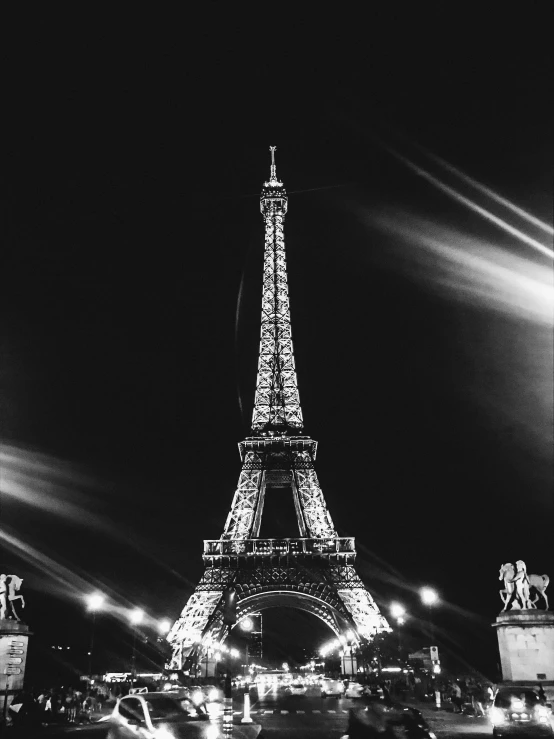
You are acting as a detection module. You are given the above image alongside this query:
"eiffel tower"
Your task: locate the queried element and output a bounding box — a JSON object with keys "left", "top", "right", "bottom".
{"left": 167, "top": 147, "right": 389, "bottom": 672}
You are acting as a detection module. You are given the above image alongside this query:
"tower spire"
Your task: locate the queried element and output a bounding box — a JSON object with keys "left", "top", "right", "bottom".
{"left": 252, "top": 148, "right": 303, "bottom": 433}
{"left": 269, "top": 145, "right": 277, "bottom": 182}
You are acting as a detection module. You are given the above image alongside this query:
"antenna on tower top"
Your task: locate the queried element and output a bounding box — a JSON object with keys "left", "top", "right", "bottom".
{"left": 269, "top": 145, "right": 277, "bottom": 181}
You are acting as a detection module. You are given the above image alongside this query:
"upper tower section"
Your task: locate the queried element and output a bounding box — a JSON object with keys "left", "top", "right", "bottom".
{"left": 260, "top": 145, "right": 288, "bottom": 216}
{"left": 251, "top": 147, "right": 304, "bottom": 434}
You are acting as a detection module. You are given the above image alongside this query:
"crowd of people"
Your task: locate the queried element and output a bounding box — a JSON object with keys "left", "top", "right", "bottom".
{"left": 446, "top": 678, "right": 493, "bottom": 716}
{"left": 4, "top": 684, "right": 112, "bottom": 730}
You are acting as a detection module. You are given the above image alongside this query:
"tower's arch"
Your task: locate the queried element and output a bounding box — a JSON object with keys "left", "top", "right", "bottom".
{"left": 217, "top": 590, "right": 354, "bottom": 643}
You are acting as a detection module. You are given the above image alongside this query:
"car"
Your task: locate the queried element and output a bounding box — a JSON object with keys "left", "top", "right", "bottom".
{"left": 341, "top": 702, "right": 437, "bottom": 739}
{"left": 165, "top": 685, "right": 209, "bottom": 713}
{"left": 107, "top": 692, "right": 210, "bottom": 738}
{"left": 321, "top": 677, "right": 345, "bottom": 698}
{"left": 490, "top": 687, "right": 553, "bottom": 737}
{"left": 344, "top": 681, "right": 366, "bottom": 699}
{"left": 285, "top": 681, "right": 307, "bottom": 696}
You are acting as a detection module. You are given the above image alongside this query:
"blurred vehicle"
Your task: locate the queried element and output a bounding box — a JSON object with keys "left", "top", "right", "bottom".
{"left": 285, "top": 681, "right": 307, "bottom": 696}
{"left": 321, "top": 677, "right": 345, "bottom": 698}
{"left": 107, "top": 692, "right": 209, "bottom": 738}
{"left": 490, "top": 687, "right": 553, "bottom": 737}
{"left": 203, "top": 685, "right": 224, "bottom": 704}
{"left": 363, "top": 685, "right": 384, "bottom": 701}
{"left": 163, "top": 686, "right": 209, "bottom": 715}
{"left": 344, "top": 681, "right": 366, "bottom": 699}
{"left": 341, "top": 702, "right": 436, "bottom": 738}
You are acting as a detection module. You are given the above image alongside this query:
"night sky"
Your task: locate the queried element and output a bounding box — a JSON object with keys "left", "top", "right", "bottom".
{"left": 1, "top": 10, "right": 553, "bottom": 683}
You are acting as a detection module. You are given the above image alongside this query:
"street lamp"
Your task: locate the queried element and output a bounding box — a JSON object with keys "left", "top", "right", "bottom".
{"left": 420, "top": 588, "right": 439, "bottom": 606}
{"left": 419, "top": 587, "right": 439, "bottom": 642}
{"left": 129, "top": 609, "right": 145, "bottom": 683}
{"left": 240, "top": 617, "right": 254, "bottom": 632}
{"left": 130, "top": 608, "right": 144, "bottom": 625}
{"left": 390, "top": 602, "right": 405, "bottom": 620}
{"left": 158, "top": 619, "right": 171, "bottom": 635}
{"left": 239, "top": 617, "right": 253, "bottom": 672}
{"left": 85, "top": 593, "right": 105, "bottom": 685}
{"left": 390, "top": 604, "right": 407, "bottom": 656}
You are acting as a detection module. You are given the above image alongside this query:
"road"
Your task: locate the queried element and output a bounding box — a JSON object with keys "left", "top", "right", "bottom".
{"left": 11, "top": 686, "right": 495, "bottom": 738}
{"left": 245, "top": 685, "right": 492, "bottom": 737}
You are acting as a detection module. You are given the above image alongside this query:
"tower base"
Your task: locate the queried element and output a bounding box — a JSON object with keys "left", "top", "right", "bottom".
{"left": 493, "top": 611, "right": 554, "bottom": 697}
{"left": 0, "top": 620, "right": 32, "bottom": 720}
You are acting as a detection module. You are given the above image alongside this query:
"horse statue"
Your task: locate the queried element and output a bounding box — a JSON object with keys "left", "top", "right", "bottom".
{"left": 529, "top": 574, "right": 549, "bottom": 610}
{"left": 6, "top": 575, "right": 25, "bottom": 621}
{"left": 499, "top": 562, "right": 549, "bottom": 611}
{"left": 499, "top": 563, "right": 516, "bottom": 609}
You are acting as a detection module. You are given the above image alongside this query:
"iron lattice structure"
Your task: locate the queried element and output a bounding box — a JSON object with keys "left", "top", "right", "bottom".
{"left": 167, "top": 148, "right": 389, "bottom": 670}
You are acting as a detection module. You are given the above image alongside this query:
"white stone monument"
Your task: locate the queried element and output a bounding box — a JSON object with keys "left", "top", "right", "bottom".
{"left": 0, "top": 575, "right": 31, "bottom": 722}
{"left": 494, "top": 562, "right": 553, "bottom": 700}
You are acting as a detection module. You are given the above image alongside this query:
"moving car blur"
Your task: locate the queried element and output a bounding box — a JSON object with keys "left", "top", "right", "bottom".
{"left": 107, "top": 692, "right": 210, "bottom": 738}
{"left": 321, "top": 677, "right": 345, "bottom": 698}
{"left": 344, "top": 680, "right": 367, "bottom": 699}
{"left": 490, "top": 687, "right": 554, "bottom": 737}
{"left": 342, "top": 701, "right": 437, "bottom": 739}
{"left": 285, "top": 680, "right": 308, "bottom": 696}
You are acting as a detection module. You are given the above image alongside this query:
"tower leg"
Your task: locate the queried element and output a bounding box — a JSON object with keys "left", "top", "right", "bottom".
{"left": 222, "top": 452, "right": 265, "bottom": 540}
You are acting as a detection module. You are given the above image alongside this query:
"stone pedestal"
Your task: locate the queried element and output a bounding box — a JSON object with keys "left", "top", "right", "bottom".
{"left": 493, "top": 611, "right": 554, "bottom": 683}
{"left": 198, "top": 656, "right": 217, "bottom": 678}
{"left": 341, "top": 651, "right": 358, "bottom": 677}
{"left": 0, "top": 620, "right": 32, "bottom": 718}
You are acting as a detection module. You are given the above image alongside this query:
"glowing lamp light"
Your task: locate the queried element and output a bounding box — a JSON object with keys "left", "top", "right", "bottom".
{"left": 346, "top": 630, "right": 355, "bottom": 641}
{"left": 420, "top": 587, "right": 439, "bottom": 606}
{"left": 86, "top": 593, "right": 105, "bottom": 612}
{"left": 397, "top": 616, "right": 405, "bottom": 625}
{"left": 130, "top": 608, "right": 144, "bottom": 625}
{"left": 158, "top": 619, "right": 171, "bottom": 634}
{"left": 230, "top": 648, "right": 239, "bottom": 658}
{"left": 390, "top": 602, "right": 405, "bottom": 619}
{"left": 490, "top": 706, "right": 506, "bottom": 725}
{"left": 240, "top": 617, "right": 254, "bottom": 631}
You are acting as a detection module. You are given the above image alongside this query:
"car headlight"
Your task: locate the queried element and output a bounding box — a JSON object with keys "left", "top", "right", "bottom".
{"left": 155, "top": 726, "right": 177, "bottom": 739}
{"left": 536, "top": 705, "right": 551, "bottom": 723}
{"left": 191, "top": 690, "right": 204, "bottom": 705}
{"left": 489, "top": 707, "right": 506, "bottom": 725}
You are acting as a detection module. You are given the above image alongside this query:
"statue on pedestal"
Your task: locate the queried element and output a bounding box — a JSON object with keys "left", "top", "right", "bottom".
{"left": 0, "top": 574, "right": 25, "bottom": 621}
{"left": 499, "top": 562, "right": 550, "bottom": 611}
{"left": 0, "top": 574, "right": 7, "bottom": 619}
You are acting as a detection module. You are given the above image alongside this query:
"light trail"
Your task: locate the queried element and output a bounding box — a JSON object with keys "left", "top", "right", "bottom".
{"left": 0, "top": 443, "right": 194, "bottom": 586}
{"left": 387, "top": 148, "right": 554, "bottom": 259}
{"left": 416, "top": 146, "right": 553, "bottom": 236}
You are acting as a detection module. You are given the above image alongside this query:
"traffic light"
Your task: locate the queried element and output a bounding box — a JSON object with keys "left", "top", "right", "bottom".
{"left": 222, "top": 588, "right": 237, "bottom": 625}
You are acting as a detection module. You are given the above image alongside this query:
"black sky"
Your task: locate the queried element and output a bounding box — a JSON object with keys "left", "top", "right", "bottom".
{"left": 1, "top": 10, "right": 553, "bottom": 680}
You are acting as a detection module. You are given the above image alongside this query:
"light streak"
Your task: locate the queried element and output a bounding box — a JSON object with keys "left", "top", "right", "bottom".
{"left": 386, "top": 148, "right": 553, "bottom": 260}
{"left": 0, "top": 443, "right": 194, "bottom": 586}
{"left": 415, "top": 146, "right": 553, "bottom": 236}
{"left": 368, "top": 211, "right": 553, "bottom": 325}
